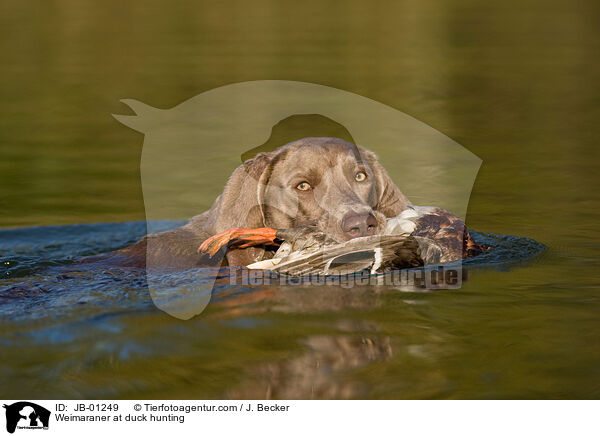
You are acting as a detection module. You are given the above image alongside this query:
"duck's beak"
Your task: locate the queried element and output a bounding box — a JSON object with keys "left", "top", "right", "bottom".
{"left": 198, "top": 227, "right": 279, "bottom": 257}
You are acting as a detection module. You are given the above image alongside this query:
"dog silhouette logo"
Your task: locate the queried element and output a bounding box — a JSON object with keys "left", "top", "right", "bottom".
{"left": 3, "top": 402, "right": 50, "bottom": 434}
{"left": 113, "top": 80, "right": 481, "bottom": 319}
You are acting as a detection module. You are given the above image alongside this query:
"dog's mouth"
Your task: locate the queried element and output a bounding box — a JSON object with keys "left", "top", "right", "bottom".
{"left": 198, "top": 209, "right": 388, "bottom": 257}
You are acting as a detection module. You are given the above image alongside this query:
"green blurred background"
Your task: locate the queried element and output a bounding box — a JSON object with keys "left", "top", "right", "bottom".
{"left": 1, "top": 0, "right": 599, "bottom": 398}
{"left": 1, "top": 0, "right": 598, "bottom": 237}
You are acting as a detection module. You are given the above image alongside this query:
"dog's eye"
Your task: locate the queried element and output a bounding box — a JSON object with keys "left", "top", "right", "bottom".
{"left": 355, "top": 171, "right": 367, "bottom": 182}
{"left": 296, "top": 182, "right": 312, "bottom": 191}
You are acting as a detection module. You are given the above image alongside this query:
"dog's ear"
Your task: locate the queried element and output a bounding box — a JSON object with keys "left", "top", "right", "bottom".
{"left": 209, "top": 152, "right": 275, "bottom": 232}
{"left": 360, "top": 148, "right": 411, "bottom": 217}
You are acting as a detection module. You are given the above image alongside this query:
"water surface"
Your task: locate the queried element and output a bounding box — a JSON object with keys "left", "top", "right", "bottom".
{"left": 1, "top": 222, "right": 549, "bottom": 399}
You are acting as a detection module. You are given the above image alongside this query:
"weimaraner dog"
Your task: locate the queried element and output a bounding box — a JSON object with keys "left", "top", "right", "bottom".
{"left": 114, "top": 137, "right": 477, "bottom": 269}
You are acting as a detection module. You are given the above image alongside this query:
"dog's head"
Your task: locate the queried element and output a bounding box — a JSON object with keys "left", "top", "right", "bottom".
{"left": 214, "top": 137, "right": 411, "bottom": 242}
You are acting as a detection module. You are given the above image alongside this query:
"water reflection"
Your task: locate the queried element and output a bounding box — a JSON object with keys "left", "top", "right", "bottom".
{"left": 229, "top": 324, "right": 393, "bottom": 399}
{"left": 205, "top": 279, "right": 444, "bottom": 398}
{"left": 0, "top": 221, "right": 549, "bottom": 399}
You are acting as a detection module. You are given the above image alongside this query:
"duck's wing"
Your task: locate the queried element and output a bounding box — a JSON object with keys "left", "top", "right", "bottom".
{"left": 247, "top": 235, "right": 443, "bottom": 276}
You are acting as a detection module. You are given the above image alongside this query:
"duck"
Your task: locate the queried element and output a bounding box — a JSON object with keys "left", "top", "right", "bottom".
{"left": 199, "top": 206, "right": 484, "bottom": 276}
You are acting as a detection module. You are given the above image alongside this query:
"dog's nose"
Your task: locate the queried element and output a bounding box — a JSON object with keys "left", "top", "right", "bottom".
{"left": 341, "top": 212, "right": 378, "bottom": 239}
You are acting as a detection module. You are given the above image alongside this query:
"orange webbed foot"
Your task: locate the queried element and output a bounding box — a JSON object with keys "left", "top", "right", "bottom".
{"left": 198, "top": 227, "right": 279, "bottom": 257}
